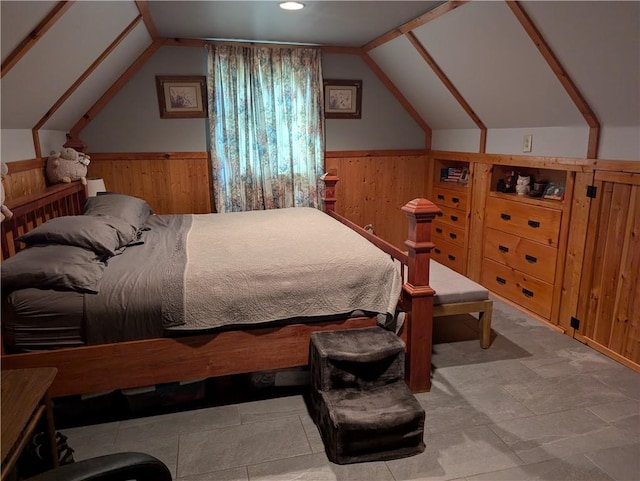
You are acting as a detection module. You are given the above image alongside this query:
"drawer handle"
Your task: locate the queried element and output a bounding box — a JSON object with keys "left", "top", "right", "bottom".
{"left": 500, "top": 213, "right": 511, "bottom": 221}
{"left": 449, "top": 232, "right": 457, "bottom": 240}
{"left": 496, "top": 276, "right": 506, "bottom": 285}
{"left": 437, "top": 211, "right": 443, "bottom": 217}
{"left": 528, "top": 220, "right": 540, "bottom": 228}
{"left": 450, "top": 215, "right": 459, "bottom": 222}
{"left": 525, "top": 254, "right": 538, "bottom": 264}
{"left": 452, "top": 197, "right": 460, "bottom": 203}
{"left": 448, "top": 254, "right": 456, "bottom": 261}
{"left": 522, "top": 288, "right": 534, "bottom": 298}
{"left": 437, "top": 194, "right": 445, "bottom": 200}
{"left": 435, "top": 227, "right": 443, "bottom": 234}
{"left": 498, "top": 244, "right": 509, "bottom": 253}
{"left": 434, "top": 248, "right": 441, "bottom": 254}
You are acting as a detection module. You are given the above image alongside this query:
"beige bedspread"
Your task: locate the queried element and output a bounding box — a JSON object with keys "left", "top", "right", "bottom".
{"left": 83, "top": 208, "right": 402, "bottom": 344}
{"left": 172, "top": 207, "right": 403, "bottom": 330}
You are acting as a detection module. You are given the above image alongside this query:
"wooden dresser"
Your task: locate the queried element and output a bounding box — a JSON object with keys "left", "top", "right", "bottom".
{"left": 431, "top": 162, "right": 470, "bottom": 274}
{"left": 481, "top": 194, "right": 563, "bottom": 319}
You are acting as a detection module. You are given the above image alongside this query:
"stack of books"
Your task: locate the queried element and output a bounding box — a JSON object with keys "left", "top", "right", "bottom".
{"left": 440, "top": 167, "right": 468, "bottom": 184}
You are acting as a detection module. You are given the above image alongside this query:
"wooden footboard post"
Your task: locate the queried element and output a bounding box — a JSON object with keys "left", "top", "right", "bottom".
{"left": 321, "top": 171, "right": 339, "bottom": 213}
{"left": 401, "top": 198, "right": 440, "bottom": 392}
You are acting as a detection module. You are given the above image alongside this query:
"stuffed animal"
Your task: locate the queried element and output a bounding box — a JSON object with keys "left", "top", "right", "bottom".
{"left": 515, "top": 175, "right": 531, "bottom": 196}
{"left": 46, "top": 147, "right": 90, "bottom": 185}
{"left": 1, "top": 162, "right": 14, "bottom": 222}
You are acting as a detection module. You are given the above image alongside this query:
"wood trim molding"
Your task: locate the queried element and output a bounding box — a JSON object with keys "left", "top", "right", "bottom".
{"left": 363, "top": 1, "right": 468, "bottom": 52}
{"left": 32, "top": 130, "right": 41, "bottom": 159}
{"left": 429, "top": 150, "right": 640, "bottom": 173}
{"left": 135, "top": 0, "right": 159, "bottom": 39}
{"left": 88, "top": 152, "right": 208, "bottom": 160}
{"left": 506, "top": 1, "right": 600, "bottom": 159}
{"left": 34, "top": 15, "right": 142, "bottom": 133}
{"left": 362, "top": 28, "right": 403, "bottom": 52}
{"left": 320, "top": 46, "right": 363, "bottom": 55}
{"left": 325, "top": 149, "right": 428, "bottom": 158}
{"left": 163, "top": 38, "right": 207, "bottom": 48}
{"left": 405, "top": 31, "right": 487, "bottom": 153}
{"left": 1, "top": 1, "right": 74, "bottom": 78}
{"left": 70, "top": 38, "right": 164, "bottom": 137}
{"left": 360, "top": 52, "right": 432, "bottom": 144}
{"left": 399, "top": 1, "right": 469, "bottom": 35}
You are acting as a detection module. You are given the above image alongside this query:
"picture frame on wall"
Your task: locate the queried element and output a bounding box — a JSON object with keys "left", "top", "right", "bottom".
{"left": 156, "top": 76, "right": 207, "bottom": 119}
{"left": 323, "top": 79, "right": 362, "bottom": 119}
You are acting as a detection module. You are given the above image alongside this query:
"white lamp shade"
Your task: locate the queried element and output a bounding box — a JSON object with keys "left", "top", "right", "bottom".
{"left": 86, "top": 178, "right": 106, "bottom": 197}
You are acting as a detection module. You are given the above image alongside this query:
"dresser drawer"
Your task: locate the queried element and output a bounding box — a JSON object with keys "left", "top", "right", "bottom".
{"left": 432, "top": 240, "right": 466, "bottom": 274}
{"left": 433, "top": 186, "right": 468, "bottom": 211}
{"left": 485, "top": 197, "right": 562, "bottom": 246}
{"left": 435, "top": 205, "right": 466, "bottom": 229}
{"left": 481, "top": 258, "right": 553, "bottom": 318}
{"left": 484, "top": 228, "right": 557, "bottom": 283}
{"left": 433, "top": 220, "right": 465, "bottom": 247}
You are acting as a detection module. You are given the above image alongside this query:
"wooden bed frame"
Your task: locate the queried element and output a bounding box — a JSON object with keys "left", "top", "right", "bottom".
{"left": 0, "top": 176, "right": 440, "bottom": 397}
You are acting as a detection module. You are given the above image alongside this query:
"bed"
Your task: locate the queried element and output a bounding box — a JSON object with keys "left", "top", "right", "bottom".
{"left": 0, "top": 175, "right": 441, "bottom": 398}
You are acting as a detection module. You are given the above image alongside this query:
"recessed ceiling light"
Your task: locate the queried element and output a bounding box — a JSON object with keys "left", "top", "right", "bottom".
{"left": 280, "top": 2, "right": 304, "bottom": 11}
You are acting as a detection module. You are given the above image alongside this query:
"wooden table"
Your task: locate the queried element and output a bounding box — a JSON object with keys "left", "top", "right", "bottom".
{"left": 1, "top": 368, "right": 59, "bottom": 480}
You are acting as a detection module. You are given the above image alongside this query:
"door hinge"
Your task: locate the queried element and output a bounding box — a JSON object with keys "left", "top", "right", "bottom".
{"left": 586, "top": 185, "right": 597, "bottom": 198}
{"left": 570, "top": 316, "right": 581, "bottom": 330}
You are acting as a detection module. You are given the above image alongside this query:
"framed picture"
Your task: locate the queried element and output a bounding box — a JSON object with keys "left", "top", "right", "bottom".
{"left": 156, "top": 76, "right": 207, "bottom": 119}
{"left": 323, "top": 79, "right": 362, "bottom": 119}
{"left": 543, "top": 182, "right": 565, "bottom": 200}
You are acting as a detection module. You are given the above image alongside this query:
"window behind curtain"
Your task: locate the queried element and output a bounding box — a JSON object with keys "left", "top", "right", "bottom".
{"left": 206, "top": 44, "right": 324, "bottom": 213}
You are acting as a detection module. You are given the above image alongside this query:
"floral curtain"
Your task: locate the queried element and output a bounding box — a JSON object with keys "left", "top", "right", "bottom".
{"left": 206, "top": 44, "right": 324, "bottom": 213}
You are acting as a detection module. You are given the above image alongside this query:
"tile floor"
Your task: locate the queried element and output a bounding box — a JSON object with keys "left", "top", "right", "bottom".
{"left": 60, "top": 297, "right": 640, "bottom": 480}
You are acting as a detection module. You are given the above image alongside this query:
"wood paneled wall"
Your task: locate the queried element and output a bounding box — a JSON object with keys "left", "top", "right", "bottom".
{"left": 87, "top": 152, "right": 212, "bottom": 214}
{"left": 325, "top": 150, "right": 430, "bottom": 249}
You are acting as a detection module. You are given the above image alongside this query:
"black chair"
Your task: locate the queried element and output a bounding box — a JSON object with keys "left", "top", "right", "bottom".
{"left": 24, "top": 452, "right": 172, "bottom": 481}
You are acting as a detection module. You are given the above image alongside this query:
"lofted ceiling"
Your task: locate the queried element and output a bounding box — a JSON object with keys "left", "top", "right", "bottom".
{"left": 1, "top": 1, "right": 638, "bottom": 160}
{"left": 147, "top": 1, "right": 443, "bottom": 46}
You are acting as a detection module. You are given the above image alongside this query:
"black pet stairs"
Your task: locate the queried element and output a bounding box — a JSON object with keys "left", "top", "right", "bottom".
{"left": 309, "top": 326, "right": 425, "bottom": 464}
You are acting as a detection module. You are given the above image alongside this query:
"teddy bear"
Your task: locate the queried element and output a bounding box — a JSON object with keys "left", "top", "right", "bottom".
{"left": 1, "top": 161, "right": 14, "bottom": 222}
{"left": 46, "top": 147, "right": 90, "bottom": 185}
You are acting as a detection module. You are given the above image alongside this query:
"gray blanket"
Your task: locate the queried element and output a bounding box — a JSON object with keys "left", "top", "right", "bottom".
{"left": 85, "top": 208, "right": 402, "bottom": 343}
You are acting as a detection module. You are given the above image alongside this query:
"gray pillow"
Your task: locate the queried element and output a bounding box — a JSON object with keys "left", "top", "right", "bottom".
{"left": 17, "top": 215, "right": 137, "bottom": 256}
{"left": 1, "top": 245, "right": 106, "bottom": 293}
{"left": 83, "top": 194, "right": 152, "bottom": 230}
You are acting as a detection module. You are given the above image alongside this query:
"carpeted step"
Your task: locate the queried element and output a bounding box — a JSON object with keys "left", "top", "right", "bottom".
{"left": 310, "top": 326, "right": 405, "bottom": 391}
{"left": 311, "top": 380, "right": 425, "bottom": 464}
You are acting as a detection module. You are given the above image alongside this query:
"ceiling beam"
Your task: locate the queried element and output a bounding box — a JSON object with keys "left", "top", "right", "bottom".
{"left": 70, "top": 38, "right": 164, "bottom": 139}
{"left": 506, "top": 1, "right": 600, "bottom": 158}
{"left": 405, "top": 31, "right": 487, "bottom": 153}
{"left": 360, "top": 52, "right": 433, "bottom": 149}
{"left": 363, "top": 1, "right": 468, "bottom": 52}
{"left": 1, "top": 1, "right": 74, "bottom": 79}
{"left": 135, "top": 0, "right": 159, "bottom": 39}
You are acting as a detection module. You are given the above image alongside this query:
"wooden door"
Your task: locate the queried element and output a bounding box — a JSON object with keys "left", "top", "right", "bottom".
{"left": 573, "top": 171, "right": 640, "bottom": 368}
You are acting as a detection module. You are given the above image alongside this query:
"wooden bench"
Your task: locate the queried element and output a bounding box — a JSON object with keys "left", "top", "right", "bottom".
{"left": 429, "top": 260, "right": 493, "bottom": 349}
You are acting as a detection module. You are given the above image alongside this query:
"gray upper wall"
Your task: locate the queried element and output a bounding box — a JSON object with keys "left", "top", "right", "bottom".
{"left": 81, "top": 49, "right": 426, "bottom": 153}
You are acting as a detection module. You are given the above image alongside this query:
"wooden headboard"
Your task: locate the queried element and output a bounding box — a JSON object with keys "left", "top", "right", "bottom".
{"left": 1, "top": 182, "right": 86, "bottom": 260}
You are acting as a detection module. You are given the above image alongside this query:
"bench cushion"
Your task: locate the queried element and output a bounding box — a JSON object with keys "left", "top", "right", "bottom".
{"left": 430, "top": 260, "right": 489, "bottom": 305}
